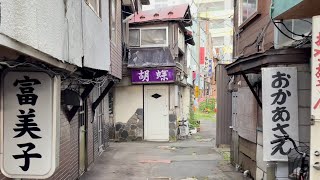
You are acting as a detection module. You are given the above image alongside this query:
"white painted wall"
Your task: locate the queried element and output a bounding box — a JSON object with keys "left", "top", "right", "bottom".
{"left": 114, "top": 86, "right": 143, "bottom": 123}
{"left": 183, "top": 86, "right": 191, "bottom": 120}
{"left": 0, "top": 0, "right": 110, "bottom": 71}
{"left": 82, "top": 0, "right": 110, "bottom": 71}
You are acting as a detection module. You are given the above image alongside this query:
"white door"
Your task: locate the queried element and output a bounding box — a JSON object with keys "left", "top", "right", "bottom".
{"left": 144, "top": 85, "right": 169, "bottom": 141}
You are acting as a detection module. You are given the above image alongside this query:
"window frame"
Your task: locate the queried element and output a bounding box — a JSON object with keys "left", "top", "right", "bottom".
{"left": 128, "top": 28, "right": 141, "bottom": 47}
{"left": 86, "top": 0, "right": 101, "bottom": 18}
{"left": 129, "top": 27, "right": 169, "bottom": 48}
{"left": 238, "top": 0, "right": 259, "bottom": 27}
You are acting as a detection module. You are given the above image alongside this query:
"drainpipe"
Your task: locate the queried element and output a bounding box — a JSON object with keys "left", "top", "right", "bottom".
{"left": 266, "top": 162, "right": 276, "bottom": 180}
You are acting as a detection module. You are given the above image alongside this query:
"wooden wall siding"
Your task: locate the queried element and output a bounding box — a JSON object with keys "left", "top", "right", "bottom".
{"left": 230, "top": 131, "right": 239, "bottom": 165}
{"left": 239, "top": 137, "right": 257, "bottom": 178}
{"left": 234, "top": 0, "right": 274, "bottom": 57}
{"left": 236, "top": 87, "right": 257, "bottom": 143}
{"left": 110, "top": 0, "right": 123, "bottom": 79}
{"left": 216, "top": 64, "right": 232, "bottom": 146}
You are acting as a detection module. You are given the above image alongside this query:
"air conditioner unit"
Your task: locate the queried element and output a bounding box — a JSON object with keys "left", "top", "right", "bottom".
{"left": 274, "top": 19, "right": 312, "bottom": 49}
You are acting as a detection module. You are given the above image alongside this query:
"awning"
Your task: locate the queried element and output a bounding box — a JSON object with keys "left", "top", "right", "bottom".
{"left": 225, "top": 48, "right": 311, "bottom": 75}
{"left": 272, "top": 0, "right": 320, "bottom": 20}
{"left": 128, "top": 47, "right": 175, "bottom": 68}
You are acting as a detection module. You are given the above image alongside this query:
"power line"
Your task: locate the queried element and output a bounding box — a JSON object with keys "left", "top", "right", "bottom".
{"left": 274, "top": 20, "right": 311, "bottom": 38}
{"left": 272, "top": 18, "right": 297, "bottom": 41}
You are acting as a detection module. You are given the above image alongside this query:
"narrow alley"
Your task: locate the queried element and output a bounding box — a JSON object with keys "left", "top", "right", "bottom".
{"left": 81, "top": 119, "right": 243, "bottom": 180}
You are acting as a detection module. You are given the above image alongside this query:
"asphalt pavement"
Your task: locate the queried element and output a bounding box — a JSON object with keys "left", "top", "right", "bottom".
{"left": 81, "top": 118, "right": 244, "bottom": 180}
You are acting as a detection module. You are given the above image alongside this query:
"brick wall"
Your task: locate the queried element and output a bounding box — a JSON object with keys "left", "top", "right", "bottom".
{"left": 87, "top": 94, "right": 94, "bottom": 168}
{"left": 46, "top": 81, "right": 80, "bottom": 180}
{"left": 47, "top": 111, "right": 79, "bottom": 180}
{"left": 110, "top": 0, "right": 123, "bottom": 79}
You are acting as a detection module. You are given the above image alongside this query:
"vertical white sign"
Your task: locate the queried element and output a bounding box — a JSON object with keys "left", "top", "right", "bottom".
{"left": 1, "top": 71, "right": 59, "bottom": 179}
{"left": 312, "top": 15, "right": 320, "bottom": 118}
{"left": 310, "top": 15, "right": 320, "bottom": 180}
{"left": 262, "top": 67, "right": 299, "bottom": 161}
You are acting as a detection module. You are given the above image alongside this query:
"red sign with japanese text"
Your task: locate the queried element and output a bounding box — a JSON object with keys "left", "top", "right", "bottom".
{"left": 199, "top": 47, "right": 205, "bottom": 65}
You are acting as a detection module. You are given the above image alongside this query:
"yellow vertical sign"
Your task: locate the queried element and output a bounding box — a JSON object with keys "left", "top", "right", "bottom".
{"left": 194, "top": 86, "right": 200, "bottom": 98}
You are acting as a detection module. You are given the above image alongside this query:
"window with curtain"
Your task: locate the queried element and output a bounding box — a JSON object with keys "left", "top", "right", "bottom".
{"left": 141, "top": 28, "right": 167, "bottom": 46}
{"left": 128, "top": 28, "right": 168, "bottom": 47}
{"left": 129, "top": 29, "right": 140, "bottom": 47}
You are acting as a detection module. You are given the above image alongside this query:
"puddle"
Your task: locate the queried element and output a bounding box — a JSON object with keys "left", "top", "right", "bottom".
{"left": 147, "top": 177, "right": 171, "bottom": 180}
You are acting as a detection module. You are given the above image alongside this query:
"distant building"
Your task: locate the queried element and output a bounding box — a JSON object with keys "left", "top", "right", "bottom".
{"left": 114, "top": 4, "right": 195, "bottom": 142}
{"left": 196, "top": 0, "right": 234, "bottom": 64}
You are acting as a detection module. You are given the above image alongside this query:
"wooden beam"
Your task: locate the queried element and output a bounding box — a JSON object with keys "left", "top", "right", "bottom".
{"left": 241, "top": 72, "right": 262, "bottom": 108}
{"left": 65, "top": 71, "right": 106, "bottom": 122}
{"left": 92, "top": 81, "right": 115, "bottom": 111}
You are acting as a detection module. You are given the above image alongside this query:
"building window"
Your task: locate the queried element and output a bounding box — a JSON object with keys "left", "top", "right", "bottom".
{"left": 129, "top": 27, "right": 168, "bottom": 47}
{"left": 86, "top": 0, "right": 101, "bottom": 17}
{"left": 198, "top": 1, "right": 225, "bottom": 12}
{"left": 210, "top": 19, "right": 225, "bottom": 29}
{"left": 141, "top": 28, "right": 167, "bottom": 46}
{"left": 129, "top": 29, "right": 140, "bottom": 47}
{"left": 212, "top": 37, "right": 224, "bottom": 47}
{"left": 238, "top": 0, "right": 258, "bottom": 25}
{"left": 110, "top": 0, "right": 116, "bottom": 43}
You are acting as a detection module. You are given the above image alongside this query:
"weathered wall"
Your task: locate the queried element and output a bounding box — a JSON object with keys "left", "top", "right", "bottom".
{"left": 114, "top": 85, "right": 143, "bottom": 123}
{"left": 183, "top": 86, "right": 191, "bottom": 120}
{"left": 82, "top": 0, "right": 110, "bottom": 70}
{"left": 216, "top": 64, "right": 232, "bottom": 146}
{"left": 234, "top": 0, "right": 274, "bottom": 57}
{"left": 0, "top": 0, "right": 111, "bottom": 71}
{"left": 47, "top": 111, "right": 79, "bottom": 180}
{"left": 0, "top": 0, "right": 82, "bottom": 66}
{"left": 115, "top": 108, "right": 144, "bottom": 141}
{"left": 110, "top": 0, "right": 123, "bottom": 79}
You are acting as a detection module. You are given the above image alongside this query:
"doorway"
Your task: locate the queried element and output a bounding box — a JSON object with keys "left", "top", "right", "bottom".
{"left": 79, "top": 99, "right": 87, "bottom": 176}
{"left": 144, "top": 85, "right": 169, "bottom": 141}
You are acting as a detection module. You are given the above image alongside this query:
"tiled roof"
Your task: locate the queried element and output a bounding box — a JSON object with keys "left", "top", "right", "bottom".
{"left": 129, "top": 4, "right": 191, "bottom": 26}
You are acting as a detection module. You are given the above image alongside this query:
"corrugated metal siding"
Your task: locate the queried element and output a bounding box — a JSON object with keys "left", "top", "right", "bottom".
{"left": 216, "top": 64, "right": 232, "bottom": 146}
{"left": 110, "top": 0, "right": 123, "bottom": 79}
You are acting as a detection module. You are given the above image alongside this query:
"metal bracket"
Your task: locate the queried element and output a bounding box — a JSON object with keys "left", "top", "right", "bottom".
{"left": 241, "top": 72, "right": 262, "bottom": 108}
{"left": 311, "top": 115, "right": 315, "bottom": 125}
{"left": 92, "top": 81, "right": 115, "bottom": 112}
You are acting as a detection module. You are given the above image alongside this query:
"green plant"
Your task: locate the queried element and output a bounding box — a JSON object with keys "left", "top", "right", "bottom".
{"left": 189, "top": 107, "right": 199, "bottom": 129}
{"left": 199, "top": 98, "right": 216, "bottom": 113}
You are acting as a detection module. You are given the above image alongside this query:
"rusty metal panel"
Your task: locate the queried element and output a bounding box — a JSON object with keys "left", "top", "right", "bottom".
{"left": 216, "top": 64, "right": 232, "bottom": 146}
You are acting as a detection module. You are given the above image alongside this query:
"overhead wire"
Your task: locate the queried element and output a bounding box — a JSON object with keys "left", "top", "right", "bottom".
{"left": 272, "top": 18, "right": 297, "bottom": 41}
{"left": 274, "top": 21, "right": 311, "bottom": 38}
